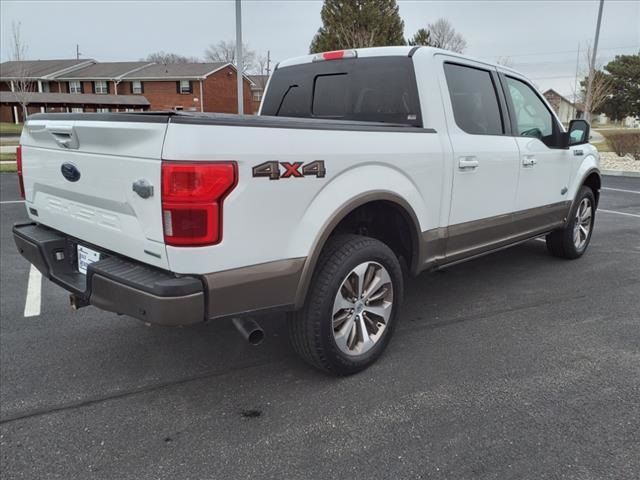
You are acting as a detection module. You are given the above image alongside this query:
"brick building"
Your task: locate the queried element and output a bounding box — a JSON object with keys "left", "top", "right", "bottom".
{"left": 543, "top": 89, "right": 583, "bottom": 124}
{"left": 1, "top": 59, "right": 256, "bottom": 123}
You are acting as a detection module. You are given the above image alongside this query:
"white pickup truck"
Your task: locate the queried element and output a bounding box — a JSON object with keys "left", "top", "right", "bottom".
{"left": 14, "top": 46, "right": 600, "bottom": 375}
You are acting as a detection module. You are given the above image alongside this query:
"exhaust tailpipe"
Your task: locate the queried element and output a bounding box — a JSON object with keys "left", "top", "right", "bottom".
{"left": 69, "top": 293, "right": 89, "bottom": 310}
{"left": 232, "top": 317, "right": 264, "bottom": 346}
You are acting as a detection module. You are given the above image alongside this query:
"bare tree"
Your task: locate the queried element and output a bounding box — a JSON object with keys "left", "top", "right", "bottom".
{"left": 427, "top": 18, "right": 467, "bottom": 53}
{"left": 573, "top": 44, "right": 612, "bottom": 120}
{"left": 204, "top": 40, "right": 256, "bottom": 73}
{"left": 496, "top": 56, "right": 514, "bottom": 68}
{"left": 8, "top": 21, "right": 32, "bottom": 121}
{"left": 145, "top": 51, "right": 200, "bottom": 64}
{"left": 252, "top": 54, "right": 271, "bottom": 88}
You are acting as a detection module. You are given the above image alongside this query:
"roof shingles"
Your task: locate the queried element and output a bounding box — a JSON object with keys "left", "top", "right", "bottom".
{"left": 57, "top": 62, "right": 153, "bottom": 79}
{"left": 123, "top": 62, "right": 229, "bottom": 80}
{"left": 0, "top": 59, "right": 94, "bottom": 79}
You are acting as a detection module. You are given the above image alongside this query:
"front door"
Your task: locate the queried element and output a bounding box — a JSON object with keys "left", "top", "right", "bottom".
{"left": 440, "top": 60, "right": 520, "bottom": 261}
{"left": 502, "top": 75, "right": 573, "bottom": 224}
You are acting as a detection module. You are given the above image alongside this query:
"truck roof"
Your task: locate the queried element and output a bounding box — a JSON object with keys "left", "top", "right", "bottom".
{"left": 276, "top": 46, "right": 524, "bottom": 78}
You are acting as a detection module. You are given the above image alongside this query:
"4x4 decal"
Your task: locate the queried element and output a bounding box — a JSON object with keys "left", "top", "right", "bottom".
{"left": 253, "top": 161, "right": 326, "bottom": 180}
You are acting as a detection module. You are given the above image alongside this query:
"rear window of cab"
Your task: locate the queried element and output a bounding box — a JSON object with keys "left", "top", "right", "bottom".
{"left": 261, "top": 56, "right": 422, "bottom": 127}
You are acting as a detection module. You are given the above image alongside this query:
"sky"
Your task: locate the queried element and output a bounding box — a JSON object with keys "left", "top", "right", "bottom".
{"left": 1, "top": 0, "right": 638, "bottom": 97}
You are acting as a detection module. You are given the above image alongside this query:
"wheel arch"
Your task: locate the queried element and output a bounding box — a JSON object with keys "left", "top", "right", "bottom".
{"left": 582, "top": 168, "right": 602, "bottom": 208}
{"left": 293, "top": 191, "right": 423, "bottom": 309}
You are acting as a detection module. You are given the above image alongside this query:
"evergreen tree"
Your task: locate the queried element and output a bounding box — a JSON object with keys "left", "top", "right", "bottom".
{"left": 310, "top": 0, "right": 406, "bottom": 54}
{"left": 408, "top": 28, "right": 433, "bottom": 47}
{"left": 601, "top": 53, "right": 640, "bottom": 120}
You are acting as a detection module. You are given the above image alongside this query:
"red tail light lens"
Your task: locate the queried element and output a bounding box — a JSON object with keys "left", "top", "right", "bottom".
{"left": 161, "top": 162, "right": 237, "bottom": 246}
{"left": 323, "top": 50, "right": 346, "bottom": 60}
{"left": 312, "top": 50, "right": 357, "bottom": 62}
{"left": 16, "top": 145, "right": 25, "bottom": 199}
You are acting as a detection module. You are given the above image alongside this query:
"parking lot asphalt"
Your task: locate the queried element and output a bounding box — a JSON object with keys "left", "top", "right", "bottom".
{"left": 1, "top": 172, "right": 639, "bottom": 480}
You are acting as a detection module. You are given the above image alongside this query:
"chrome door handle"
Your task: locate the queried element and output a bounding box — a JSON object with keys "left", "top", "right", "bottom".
{"left": 458, "top": 157, "right": 479, "bottom": 170}
{"left": 523, "top": 156, "right": 537, "bottom": 167}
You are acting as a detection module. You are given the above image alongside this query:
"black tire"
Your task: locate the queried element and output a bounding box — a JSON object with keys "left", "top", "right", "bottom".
{"left": 288, "top": 234, "right": 403, "bottom": 376}
{"left": 546, "top": 186, "right": 596, "bottom": 259}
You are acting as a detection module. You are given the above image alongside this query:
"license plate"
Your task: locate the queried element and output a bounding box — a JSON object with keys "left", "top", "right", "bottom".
{"left": 77, "top": 245, "right": 101, "bottom": 274}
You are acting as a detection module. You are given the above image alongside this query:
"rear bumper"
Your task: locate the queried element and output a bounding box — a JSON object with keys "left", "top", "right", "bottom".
{"left": 13, "top": 223, "right": 205, "bottom": 326}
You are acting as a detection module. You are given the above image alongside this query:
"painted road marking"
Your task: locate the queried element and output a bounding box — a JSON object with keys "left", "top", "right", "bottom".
{"left": 599, "top": 209, "right": 640, "bottom": 219}
{"left": 24, "top": 265, "right": 42, "bottom": 318}
{"left": 602, "top": 187, "right": 640, "bottom": 195}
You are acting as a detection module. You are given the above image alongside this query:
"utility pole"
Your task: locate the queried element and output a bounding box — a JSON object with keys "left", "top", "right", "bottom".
{"left": 235, "top": 0, "right": 244, "bottom": 115}
{"left": 584, "top": 0, "right": 605, "bottom": 122}
{"left": 266, "top": 50, "right": 271, "bottom": 77}
{"left": 572, "top": 43, "right": 581, "bottom": 118}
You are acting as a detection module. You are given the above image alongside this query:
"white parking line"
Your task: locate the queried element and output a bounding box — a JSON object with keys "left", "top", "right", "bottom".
{"left": 0, "top": 200, "right": 24, "bottom": 204}
{"left": 602, "top": 187, "right": 640, "bottom": 195}
{"left": 24, "top": 265, "right": 42, "bottom": 317}
{"left": 599, "top": 209, "right": 640, "bottom": 219}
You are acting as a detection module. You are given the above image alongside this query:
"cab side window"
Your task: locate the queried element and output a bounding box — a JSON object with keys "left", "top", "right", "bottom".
{"left": 505, "top": 76, "right": 557, "bottom": 146}
{"left": 444, "top": 63, "right": 504, "bottom": 136}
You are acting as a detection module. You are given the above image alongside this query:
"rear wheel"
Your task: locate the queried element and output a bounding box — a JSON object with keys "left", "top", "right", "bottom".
{"left": 288, "top": 234, "right": 403, "bottom": 376}
{"left": 546, "top": 186, "right": 596, "bottom": 259}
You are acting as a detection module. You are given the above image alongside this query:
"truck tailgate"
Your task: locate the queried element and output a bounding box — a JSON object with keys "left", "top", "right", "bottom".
{"left": 20, "top": 115, "right": 170, "bottom": 269}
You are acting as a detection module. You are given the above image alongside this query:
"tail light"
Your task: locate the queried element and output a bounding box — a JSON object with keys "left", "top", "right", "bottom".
{"left": 16, "top": 145, "right": 25, "bottom": 199}
{"left": 161, "top": 161, "right": 237, "bottom": 246}
{"left": 312, "top": 50, "right": 357, "bottom": 62}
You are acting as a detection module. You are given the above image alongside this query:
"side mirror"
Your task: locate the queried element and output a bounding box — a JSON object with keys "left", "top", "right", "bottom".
{"left": 567, "top": 119, "right": 590, "bottom": 147}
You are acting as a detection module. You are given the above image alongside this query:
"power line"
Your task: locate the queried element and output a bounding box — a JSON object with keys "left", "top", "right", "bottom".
{"left": 478, "top": 44, "right": 638, "bottom": 60}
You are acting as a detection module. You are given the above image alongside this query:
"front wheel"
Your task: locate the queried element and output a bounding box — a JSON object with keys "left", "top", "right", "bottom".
{"left": 288, "top": 234, "right": 403, "bottom": 376}
{"left": 546, "top": 186, "right": 596, "bottom": 259}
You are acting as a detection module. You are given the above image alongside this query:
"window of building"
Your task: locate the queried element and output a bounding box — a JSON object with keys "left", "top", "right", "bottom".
{"left": 97, "top": 107, "right": 110, "bottom": 113}
{"left": 178, "top": 80, "right": 192, "bottom": 94}
{"left": 69, "top": 80, "right": 82, "bottom": 94}
{"left": 131, "top": 81, "right": 143, "bottom": 94}
{"left": 94, "top": 81, "right": 108, "bottom": 94}
{"left": 174, "top": 106, "right": 184, "bottom": 111}
{"left": 125, "top": 108, "right": 134, "bottom": 112}
{"left": 41, "top": 82, "right": 50, "bottom": 93}
{"left": 443, "top": 63, "right": 504, "bottom": 136}
{"left": 253, "top": 91, "right": 263, "bottom": 102}
{"left": 71, "top": 107, "right": 83, "bottom": 113}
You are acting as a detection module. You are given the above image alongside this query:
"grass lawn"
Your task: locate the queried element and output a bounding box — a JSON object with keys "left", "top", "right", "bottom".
{"left": 0, "top": 152, "right": 16, "bottom": 161}
{"left": 0, "top": 122, "right": 23, "bottom": 135}
{"left": 0, "top": 162, "right": 17, "bottom": 173}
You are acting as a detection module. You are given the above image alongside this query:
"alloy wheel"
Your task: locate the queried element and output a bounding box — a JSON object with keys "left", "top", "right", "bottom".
{"left": 573, "top": 197, "right": 592, "bottom": 250}
{"left": 331, "top": 261, "right": 394, "bottom": 356}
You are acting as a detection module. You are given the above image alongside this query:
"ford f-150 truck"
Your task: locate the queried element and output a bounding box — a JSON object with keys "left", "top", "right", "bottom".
{"left": 13, "top": 46, "right": 600, "bottom": 375}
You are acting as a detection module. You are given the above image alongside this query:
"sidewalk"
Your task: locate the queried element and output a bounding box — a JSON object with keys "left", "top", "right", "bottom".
{"left": 0, "top": 145, "right": 17, "bottom": 154}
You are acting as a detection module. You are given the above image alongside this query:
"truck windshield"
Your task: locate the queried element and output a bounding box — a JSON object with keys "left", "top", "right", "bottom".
{"left": 261, "top": 56, "right": 422, "bottom": 127}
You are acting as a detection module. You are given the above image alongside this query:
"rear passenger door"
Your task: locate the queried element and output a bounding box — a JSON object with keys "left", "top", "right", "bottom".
{"left": 440, "top": 59, "right": 520, "bottom": 260}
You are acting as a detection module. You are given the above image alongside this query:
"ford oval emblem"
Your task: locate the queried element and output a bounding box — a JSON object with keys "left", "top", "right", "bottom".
{"left": 60, "top": 163, "right": 81, "bottom": 182}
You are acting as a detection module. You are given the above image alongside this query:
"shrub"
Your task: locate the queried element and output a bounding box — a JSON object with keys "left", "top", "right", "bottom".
{"left": 604, "top": 132, "right": 640, "bottom": 160}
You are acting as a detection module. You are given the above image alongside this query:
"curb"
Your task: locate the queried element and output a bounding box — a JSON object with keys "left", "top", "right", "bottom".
{"left": 601, "top": 169, "right": 640, "bottom": 178}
